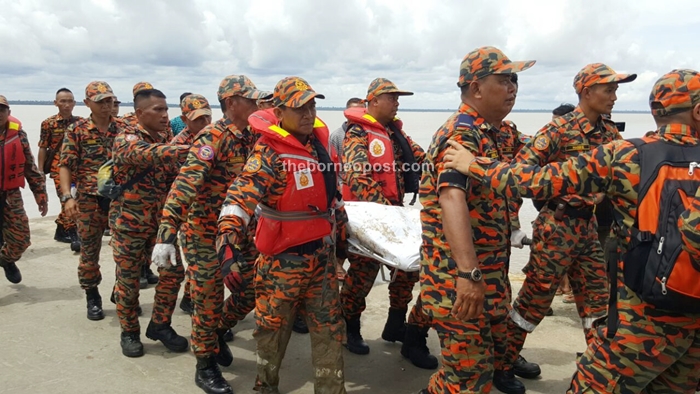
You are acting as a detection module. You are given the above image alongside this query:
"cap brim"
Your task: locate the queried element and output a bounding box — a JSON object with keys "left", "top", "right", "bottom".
{"left": 600, "top": 73, "right": 638, "bottom": 85}
{"left": 276, "top": 91, "right": 325, "bottom": 108}
{"left": 89, "top": 92, "right": 116, "bottom": 102}
{"left": 241, "top": 89, "right": 271, "bottom": 100}
{"left": 385, "top": 89, "right": 414, "bottom": 96}
{"left": 493, "top": 60, "right": 537, "bottom": 75}
{"left": 185, "top": 108, "right": 212, "bottom": 121}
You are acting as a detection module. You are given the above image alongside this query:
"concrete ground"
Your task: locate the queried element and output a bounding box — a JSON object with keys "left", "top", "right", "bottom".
{"left": 0, "top": 216, "right": 586, "bottom": 394}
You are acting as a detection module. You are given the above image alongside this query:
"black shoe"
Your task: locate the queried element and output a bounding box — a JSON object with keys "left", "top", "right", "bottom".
{"left": 145, "top": 321, "right": 189, "bottom": 352}
{"left": 120, "top": 331, "right": 144, "bottom": 357}
{"left": 136, "top": 306, "right": 143, "bottom": 316}
{"left": 143, "top": 265, "right": 159, "bottom": 285}
{"left": 292, "top": 315, "right": 309, "bottom": 334}
{"left": 215, "top": 330, "right": 233, "bottom": 367}
{"left": 401, "top": 325, "right": 438, "bottom": 370}
{"left": 381, "top": 307, "right": 407, "bottom": 343}
{"left": 222, "top": 329, "right": 234, "bottom": 343}
{"left": 493, "top": 369, "right": 526, "bottom": 394}
{"left": 69, "top": 228, "right": 81, "bottom": 252}
{"left": 545, "top": 307, "right": 554, "bottom": 316}
{"left": 195, "top": 356, "right": 233, "bottom": 394}
{"left": 54, "top": 224, "right": 72, "bottom": 243}
{"left": 2, "top": 261, "right": 22, "bottom": 284}
{"left": 513, "top": 355, "right": 541, "bottom": 379}
{"left": 86, "top": 287, "right": 104, "bottom": 321}
{"left": 139, "top": 275, "right": 148, "bottom": 290}
{"left": 180, "top": 296, "right": 193, "bottom": 315}
{"left": 418, "top": 390, "right": 429, "bottom": 394}
{"left": 345, "top": 317, "right": 369, "bottom": 355}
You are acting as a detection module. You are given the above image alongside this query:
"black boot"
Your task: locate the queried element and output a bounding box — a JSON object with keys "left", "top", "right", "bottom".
{"left": 54, "top": 223, "right": 72, "bottom": 243}
{"left": 215, "top": 329, "right": 233, "bottom": 367}
{"left": 223, "top": 329, "right": 234, "bottom": 342}
{"left": 493, "top": 369, "right": 526, "bottom": 394}
{"left": 143, "top": 264, "right": 159, "bottom": 285}
{"left": 145, "top": 321, "right": 189, "bottom": 352}
{"left": 345, "top": 317, "right": 369, "bottom": 355}
{"left": 292, "top": 315, "right": 309, "bottom": 334}
{"left": 513, "top": 355, "right": 541, "bottom": 379}
{"left": 68, "top": 228, "right": 81, "bottom": 252}
{"left": 139, "top": 275, "right": 148, "bottom": 290}
{"left": 85, "top": 287, "right": 104, "bottom": 321}
{"left": 195, "top": 356, "right": 233, "bottom": 394}
{"left": 180, "top": 295, "right": 193, "bottom": 315}
{"left": 1, "top": 260, "right": 22, "bottom": 284}
{"left": 381, "top": 307, "right": 407, "bottom": 343}
{"left": 120, "top": 331, "right": 144, "bottom": 357}
{"left": 401, "top": 325, "right": 438, "bottom": 370}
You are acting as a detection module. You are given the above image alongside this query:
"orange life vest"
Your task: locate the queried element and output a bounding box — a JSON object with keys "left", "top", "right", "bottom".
{"left": 341, "top": 107, "right": 401, "bottom": 203}
{"left": 2, "top": 119, "right": 26, "bottom": 191}
{"left": 249, "top": 113, "right": 339, "bottom": 256}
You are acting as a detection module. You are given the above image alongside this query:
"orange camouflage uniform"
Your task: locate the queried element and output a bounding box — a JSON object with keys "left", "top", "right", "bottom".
{"left": 217, "top": 131, "right": 348, "bottom": 393}
{"left": 341, "top": 113, "right": 429, "bottom": 327}
{"left": 421, "top": 103, "right": 519, "bottom": 393}
{"left": 39, "top": 114, "right": 81, "bottom": 231}
{"left": 157, "top": 118, "right": 259, "bottom": 357}
{"left": 503, "top": 106, "right": 620, "bottom": 369}
{"left": 59, "top": 115, "right": 122, "bottom": 290}
{"left": 111, "top": 124, "right": 188, "bottom": 333}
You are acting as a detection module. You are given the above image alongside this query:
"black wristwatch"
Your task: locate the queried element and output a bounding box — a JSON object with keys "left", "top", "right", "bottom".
{"left": 60, "top": 194, "right": 74, "bottom": 203}
{"left": 457, "top": 267, "right": 483, "bottom": 282}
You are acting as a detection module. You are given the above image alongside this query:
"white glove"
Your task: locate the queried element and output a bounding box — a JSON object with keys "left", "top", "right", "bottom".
{"left": 151, "top": 243, "right": 178, "bottom": 268}
{"left": 511, "top": 228, "right": 527, "bottom": 249}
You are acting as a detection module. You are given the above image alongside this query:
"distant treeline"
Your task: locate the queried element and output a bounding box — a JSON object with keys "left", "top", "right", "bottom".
{"left": 7, "top": 100, "right": 649, "bottom": 114}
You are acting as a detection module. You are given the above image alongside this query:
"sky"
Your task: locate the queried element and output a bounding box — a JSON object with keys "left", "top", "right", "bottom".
{"left": 1, "top": 0, "right": 699, "bottom": 111}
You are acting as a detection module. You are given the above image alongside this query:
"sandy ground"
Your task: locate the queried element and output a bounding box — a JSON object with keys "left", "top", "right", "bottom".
{"left": 0, "top": 216, "right": 586, "bottom": 394}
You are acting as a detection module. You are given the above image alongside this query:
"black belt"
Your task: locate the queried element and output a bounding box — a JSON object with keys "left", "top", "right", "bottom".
{"left": 283, "top": 239, "right": 324, "bottom": 255}
{"left": 547, "top": 201, "right": 594, "bottom": 220}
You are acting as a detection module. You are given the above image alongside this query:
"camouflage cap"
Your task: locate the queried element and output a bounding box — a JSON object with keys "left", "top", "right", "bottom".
{"left": 256, "top": 91, "right": 274, "bottom": 104}
{"left": 180, "top": 94, "right": 213, "bottom": 120}
{"left": 217, "top": 75, "right": 267, "bottom": 101}
{"left": 273, "top": 76, "right": 325, "bottom": 108}
{"left": 573, "top": 63, "right": 637, "bottom": 94}
{"left": 132, "top": 82, "right": 154, "bottom": 96}
{"left": 458, "top": 46, "right": 535, "bottom": 87}
{"left": 85, "top": 81, "right": 116, "bottom": 102}
{"left": 649, "top": 69, "right": 700, "bottom": 117}
{"left": 0, "top": 95, "right": 9, "bottom": 108}
{"left": 365, "top": 78, "right": 413, "bottom": 102}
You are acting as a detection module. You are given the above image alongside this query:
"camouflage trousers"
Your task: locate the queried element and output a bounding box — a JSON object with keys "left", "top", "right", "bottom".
{"left": 76, "top": 194, "right": 109, "bottom": 290}
{"left": 423, "top": 250, "right": 511, "bottom": 394}
{"left": 112, "top": 229, "right": 184, "bottom": 332}
{"left": 568, "top": 284, "right": 700, "bottom": 394}
{"left": 505, "top": 208, "right": 608, "bottom": 369}
{"left": 0, "top": 190, "right": 30, "bottom": 264}
{"left": 181, "top": 227, "right": 256, "bottom": 358}
{"left": 254, "top": 246, "right": 345, "bottom": 394}
{"left": 51, "top": 176, "right": 75, "bottom": 231}
{"left": 341, "top": 253, "right": 430, "bottom": 327}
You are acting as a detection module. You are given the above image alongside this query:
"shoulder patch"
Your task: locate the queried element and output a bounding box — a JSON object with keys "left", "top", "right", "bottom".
{"left": 534, "top": 135, "right": 550, "bottom": 151}
{"left": 197, "top": 145, "right": 215, "bottom": 161}
{"left": 245, "top": 155, "right": 262, "bottom": 173}
{"left": 455, "top": 114, "right": 475, "bottom": 129}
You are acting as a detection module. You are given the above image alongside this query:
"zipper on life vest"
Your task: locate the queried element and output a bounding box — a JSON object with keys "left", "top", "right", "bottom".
{"left": 689, "top": 162, "right": 699, "bottom": 175}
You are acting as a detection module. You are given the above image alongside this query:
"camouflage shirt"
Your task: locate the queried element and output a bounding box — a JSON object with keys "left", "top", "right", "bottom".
{"left": 59, "top": 115, "right": 123, "bottom": 196}
{"left": 39, "top": 114, "right": 82, "bottom": 178}
{"left": 513, "top": 106, "right": 621, "bottom": 207}
{"left": 680, "top": 186, "right": 700, "bottom": 262}
{"left": 157, "top": 118, "right": 256, "bottom": 245}
{"left": 111, "top": 124, "right": 187, "bottom": 232}
{"left": 170, "top": 126, "right": 195, "bottom": 146}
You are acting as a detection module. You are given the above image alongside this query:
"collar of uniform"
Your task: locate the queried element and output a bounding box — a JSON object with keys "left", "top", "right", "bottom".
{"left": 658, "top": 124, "right": 698, "bottom": 144}
{"left": 571, "top": 106, "right": 599, "bottom": 135}
{"left": 458, "top": 103, "right": 494, "bottom": 131}
{"left": 222, "top": 117, "right": 248, "bottom": 141}
{"left": 135, "top": 124, "right": 169, "bottom": 142}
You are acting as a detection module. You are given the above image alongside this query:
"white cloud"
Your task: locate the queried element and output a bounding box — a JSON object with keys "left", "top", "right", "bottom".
{"left": 0, "top": 0, "right": 698, "bottom": 110}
